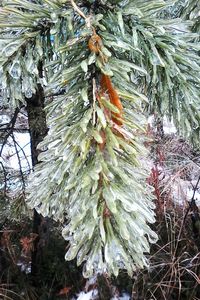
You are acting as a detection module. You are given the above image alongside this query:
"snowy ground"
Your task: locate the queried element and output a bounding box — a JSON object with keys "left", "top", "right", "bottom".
{"left": 75, "top": 291, "right": 130, "bottom": 300}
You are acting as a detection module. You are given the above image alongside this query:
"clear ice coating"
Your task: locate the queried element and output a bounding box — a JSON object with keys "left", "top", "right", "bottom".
{"left": 2, "top": 42, "right": 19, "bottom": 57}
{"left": 9, "top": 61, "right": 22, "bottom": 79}
{"left": 25, "top": 88, "right": 33, "bottom": 99}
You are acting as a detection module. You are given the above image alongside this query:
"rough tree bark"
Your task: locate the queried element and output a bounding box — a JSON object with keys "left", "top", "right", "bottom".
{"left": 26, "top": 81, "right": 48, "bottom": 281}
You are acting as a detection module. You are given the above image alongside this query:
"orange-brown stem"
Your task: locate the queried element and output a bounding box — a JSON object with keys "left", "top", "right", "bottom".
{"left": 98, "top": 130, "right": 106, "bottom": 151}
{"left": 88, "top": 34, "right": 103, "bottom": 54}
{"left": 100, "top": 74, "right": 123, "bottom": 126}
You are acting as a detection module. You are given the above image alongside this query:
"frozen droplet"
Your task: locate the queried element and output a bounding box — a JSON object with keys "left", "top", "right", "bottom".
{"left": 26, "top": 58, "right": 34, "bottom": 73}
{"left": 36, "top": 38, "right": 43, "bottom": 57}
{"left": 25, "top": 88, "right": 33, "bottom": 99}
{"left": 51, "top": 12, "right": 58, "bottom": 22}
{"left": 50, "top": 29, "right": 57, "bottom": 36}
{"left": 26, "top": 49, "right": 38, "bottom": 75}
{"left": 83, "top": 265, "right": 93, "bottom": 278}
{"left": 9, "top": 61, "right": 21, "bottom": 79}
{"left": 116, "top": 254, "right": 121, "bottom": 261}
{"left": 2, "top": 43, "right": 18, "bottom": 57}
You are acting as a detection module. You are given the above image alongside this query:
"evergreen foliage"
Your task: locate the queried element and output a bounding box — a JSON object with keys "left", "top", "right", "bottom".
{"left": 0, "top": 0, "right": 199, "bottom": 278}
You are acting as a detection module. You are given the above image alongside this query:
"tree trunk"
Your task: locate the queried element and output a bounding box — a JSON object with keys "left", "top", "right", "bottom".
{"left": 26, "top": 83, "right": 48, "bottom": 281}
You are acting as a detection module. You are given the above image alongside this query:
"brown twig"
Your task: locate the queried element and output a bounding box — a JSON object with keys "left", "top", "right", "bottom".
{"left": 70, "top": 0, "right": 91, "bottom": 28}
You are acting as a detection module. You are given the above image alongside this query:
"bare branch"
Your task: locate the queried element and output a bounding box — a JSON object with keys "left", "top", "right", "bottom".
{"left": 11, "top": 138, "right": 32, "bottom": 173}
{"left": 11, "top": 133, "right": 26, "bottom": 191}
{"left": 0, "top": 161, "right": 7, "bottom": 195}
{"left": 0, "top": 128, "right": 29, "bottom": 132}
{"left": 0, "top": 108, "right": 20, "bottom": 157}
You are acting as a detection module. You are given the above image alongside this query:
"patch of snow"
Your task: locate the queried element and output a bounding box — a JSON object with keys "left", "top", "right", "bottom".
{"left": 0, "top": 114, "right": 11, "bottom": 125}
{"left": 148, "top": 115, "right": 177, "bottom": 134}
{"left": 163, "top": 117, "right": 176, "bottom": 134}
{"left": 111, "top": 293, "right": 130, "bottom": 300}
{"left": 187, "top": 188, "right": 200, "bottom": 207}
{"left": 84, "top": 275, "right": 97, "bottom": 292}
{"left": 2, "top": 132, "right": 32, "bottom": 171}
{"left": 17, "top": 260, "right": 31, "bottom": 274}
{"left": 77, "top": 289, "right": 98, "bottom": 300}
{"left": 120, "top": 293, "right": 131, "bottom": 300}
{"left": 165, "top": 177, "right": 200, "bottom": 208}
{"left": 148, "top": 115, "right": 154, "bottom": 126}
{"left": 76, "top": 290, "right": 130, "bottom": 300}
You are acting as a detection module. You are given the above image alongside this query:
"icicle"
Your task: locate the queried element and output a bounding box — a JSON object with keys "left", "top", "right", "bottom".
{"left": 9, "top": 61, "right": 21, "bottom": 79}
